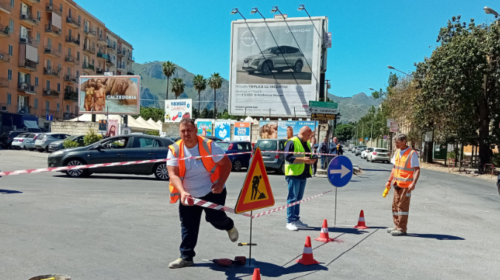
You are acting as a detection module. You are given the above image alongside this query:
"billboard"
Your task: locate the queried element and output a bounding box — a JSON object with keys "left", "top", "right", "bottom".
{"left": 79, "top": 76, "right": 140, "bottom": 115}
{"left": 229, "top": 17, "right": 327, "bottom": 117}
{"left": 107, "top": 119, "right": 119, "bottom": 137}
{"left": 234, "top": 122, "right": 251, "bottom": 141}
{"left": 165, "top": 99, "right": 193, "bottom": 122}
{"left": 259, "top": 120, "right": 316, "bottom": 139}
{"left": 215, "top": 121, "right": 231, "bottom": 141}
{"left": 197, "top": 121, "right": 213, "bottom": 136}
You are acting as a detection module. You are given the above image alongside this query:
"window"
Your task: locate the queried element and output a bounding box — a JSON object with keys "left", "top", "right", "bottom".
{"left": 8, "top": 69, "right": 12, "bottom": 80}
{"left": 58, "top": 63, "right": 61, "bottom": 71}
{"left": 8, "top": 45, "right": 13, "bottom": 56}
{"left": 36, "top": 32, "right": 40, "bottom": 44}
{"left": 102, "top": 138, "right": 128, "bottom": 149}
{"left": 60, "top": 4, "right": 63, "bottom": 13}
{"left": 67, "top": 67, "right": 70, "bottom": 75}
{"left": 45, "top": 101, "right": 49, "bottom": 112}
{"left": 56, "top": 103, "right": 60, "bottom": 112}
{"left": 9, "top": 19, "right": 13, "bottom": 34}
{"left": 58, "top": 43, "right": 62, "bottom": 52}
{"left": 35, "top": 77, "right": 38, "bottom": 86}
{"left": 34, "top": 98, "right": 38, "bottom": 109}
{"left": 77, "top": 51, "right": 80, "bottom": 60}
{"left": 57, "top": 83, "right": 60, "bottom": 92}
{"left": 78, "top": 15, "right": 81, "bottom": 23}
{"left": 7, "top": 94, "right": 11, "bottom": 105}
{"left": 66, "top": 105, "right": 69, "bottom": 112}
{"left": 46, "top": 80, "right": 50, "bottom": 90}
{"left": 37, "top": 11, "right": 41, "bottom": 21}
{"left": 255, "top": 140, "right": 277, "bottom": 151}
{"left": 48, "top": 38, "right": 52, "bottom": 47}
{"left": 237, "top": 143, "right": 252, "bottom": 151}
{"left": 76, "top": 70, "right": 79, "bottom": 78}
{"left": 69, "top": 29, "right": 72, "bottom": 37}
{"left": 132, "top": 137, "right": 162, "bottom": 148}
{"left": 10, "top": 0, "right": 13, "bottom": 7}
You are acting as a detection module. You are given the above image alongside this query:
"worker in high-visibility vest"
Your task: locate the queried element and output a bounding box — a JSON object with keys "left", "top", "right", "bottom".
{"left": 385, "top": 133, "right": 421, "bottom": 236}
{"left": 167, "top": 118, "right": 238, "bottom": 269}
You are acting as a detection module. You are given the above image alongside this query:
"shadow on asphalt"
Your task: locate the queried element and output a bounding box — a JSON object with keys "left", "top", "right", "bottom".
{"left": 362, "top": 169, "right": 392, "bottom": 172}
{"left": 0, "top": 189, "right": 23, "bottom": 194}
{"left": 52, "top": 175, "right": 160, "bottom": 181}
{"left": 406, "top": 233, "right": 465, "bottom": 240}
{"left": 300, "top": 227, "right": 370, "bottom": 235}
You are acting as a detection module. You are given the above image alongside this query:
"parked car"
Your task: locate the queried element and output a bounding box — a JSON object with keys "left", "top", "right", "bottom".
{"left": 174, "top": 136, "right": 222, "bottom": 142}
{"left": 254, "top": 139, "right": 288, "bottom": 174}
{"left": 355, "top": 146, "right": 367, "bottom": 156}
{"left": 11, "top": 133, "right": 31, "bottom": 150}
{"left": 497, "top": 174, "right": 500, "bottom": 195}
{"left": 24, "top": 133, "right": 42, "bottom": 151}
{"left": 218, "top": 141, "right": 252, "bottom": 171}
{"left": 242, "top": 46, "right": 305, "bottom": 75}
{"left": 361, "top": 147, "right": 374, "bottom": 159}
{"left": 351, "top": 146, "right": 357, "bottom": 153}
{"left": 48, "top": 135, "right": 85, "bottom": 152}
{"left": 367, "top": 148, "right": 391, "bottom": 163}
{"left": 35, "top": 133, "right": 71, "bottom": 152}
{"left": 48, "top": 135, "right": 174, "bottom": 180}
{"left": 0, "top": 131, "right": 28, "bottom": 149}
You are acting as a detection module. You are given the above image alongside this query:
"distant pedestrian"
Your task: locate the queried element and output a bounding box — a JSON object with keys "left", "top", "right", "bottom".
{"left": 310, "top": 136, "right": 319, "bottom": 176}
{"left": 284, "top": 126, "right": 317, "bottom": 231}
{"left": 319, "top": 137, "right": 329, "bottom": 169}
{"left": 385, "top": 133, "right": 421, "bottom": 236}
{"left": 329, "top": 137, "right": 344, "bottom": 157}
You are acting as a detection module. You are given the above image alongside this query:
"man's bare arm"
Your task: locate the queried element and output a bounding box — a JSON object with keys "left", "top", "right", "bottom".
{"left": 212, "top": 155, "right": 232, "bottom": 193}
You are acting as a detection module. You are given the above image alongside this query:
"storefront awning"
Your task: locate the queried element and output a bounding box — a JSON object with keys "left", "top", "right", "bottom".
{"left": 24, "top": 120, "right": 39, "bottom": 129}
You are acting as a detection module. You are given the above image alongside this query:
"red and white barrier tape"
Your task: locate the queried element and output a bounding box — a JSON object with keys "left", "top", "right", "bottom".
{"left": 186, "top": 189, "right": 334, "bottom": 219}
{"left": 0, "top": 151, "right": 339, "bottom": 177}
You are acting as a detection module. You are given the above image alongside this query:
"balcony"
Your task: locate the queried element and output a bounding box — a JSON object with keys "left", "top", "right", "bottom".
{"left": 84, "top": 28, "right": 96, "bottom": 38}
{"left": 17, "top": 83, "right": 37, "bottom": 95}
{"left": 63, "top": 112, "right": 75, "bottom": 120}
{"left": 106, "top": 57, "right": 114, "bottom": 66}
{"left": 44, "top": 46, "right": 61, "bottom": 58}
{"left": 127, "top": 55, "right": 135, "bottom": 62}
{"left": 127, "top": 71, "right": 134, "bottom": 75}
{"left": 45, "top": 24, "right": 61, "bottom": 37}
{"left": 43, "top": 88, "right": 60, "bottom": 98}
{"left": 107, "top": 44, "right": 116, "bottom": 52}
{"left": 117, "top": 49, "right": 124, "bottom": 57}
{"left": 98, "top": 35, "right": 106, "bottom": 43}
{"left": 0, "top": 77, "right": 8, "bottom": 87}
{"left": 46, "top": 4, "right": 62, "bottom": 15}
{"left": 0, "top": 52, "right": 10, "bottom": 62}
{"left": 20, "top": 36, "right": 39, "bottom": 48}
{"left": 65, "top": 35, "right": 80, "bottom": 46}
{"left": 82, "top": 62, "right": 95, "bottom": 73}
{"left": 83, "top": 44, "right": 95, "bottom": 55}
{"left": 0, "top": 23, "right": 10, "bottom": 37}
{"left": 26, "top": 0, "right": 40, "bottom": 3}
{"left": 64, "top": 87, "right": 78, "bottom": 102}
{"left": 43, "top": 67, "right": 61, "bottom": 78}
{"left": 96, "top": 68, "right": 104, "bottom": 74}
{"left": 64, "top": 74, "right": 78, "bottom": 84}
{"left": 20, "top": 12, "right": 40, "bottom": 26}
{"left": 0, "top": 1, "right": 12, "bottom": 14}
{"left": 19, "top": 60, "right": 38, "bottom": 72}
{"left": 17, "top": 106, "right": 33, "bottom": 115}
{"left": 97, "top": 52, "right": 108, "bottom": 60}
{"left": 65, "top": 55, "right": 80, "bottom": 65}
{"left": 66, "top": 16, "right": 81, "bottom": 29}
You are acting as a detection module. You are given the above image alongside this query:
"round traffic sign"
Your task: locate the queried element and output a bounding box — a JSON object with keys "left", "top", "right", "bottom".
{"left": 327, "top": 155, "right": 353, "bottom": 187}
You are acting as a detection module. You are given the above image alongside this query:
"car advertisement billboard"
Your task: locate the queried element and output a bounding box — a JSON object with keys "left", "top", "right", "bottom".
{"left": 259, "top": 120, "right": 316, "bottom": 139}
{"left": 197, "top": 121, "right": 213, "bottom": 136}
{"left": 79, "top": 76, "right": 140, "bottom": 115}
{"left": 234, "top": 122, "right": 251, "bottom": 141}
{"left": 229, "top": 17, "right": 327, "bottom": 117}
{"left": 165, "top": 99, "right": 193, "bottom": 122}
{"left": 215, "top": 121, "right": 231, "bottom": 141}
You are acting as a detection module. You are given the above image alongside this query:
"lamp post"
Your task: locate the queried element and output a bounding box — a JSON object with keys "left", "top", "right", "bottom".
{"left": 230, "top": 8, "right": 246, "bottom": 20}
{"left": 387, "top": 65, "right": 410, "bottom": 76}
{"left": 484, "top": 6, "right": 499, "bottom": 17}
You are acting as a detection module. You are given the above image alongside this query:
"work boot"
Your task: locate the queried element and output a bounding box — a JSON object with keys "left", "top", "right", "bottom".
{"left": 286, "top": 222, "right": 299, "bottom": 231}
{"left": 387, "top": 227, "right": 397, "bottom": 233}
{"left": 169, "top": 258, "right": 194, "bottom": 269}
{"left": 391, "top": 230, "right": 407, "bottom": 236}
{"left": 227, "top": 226, "right": 239, "bottom": 242}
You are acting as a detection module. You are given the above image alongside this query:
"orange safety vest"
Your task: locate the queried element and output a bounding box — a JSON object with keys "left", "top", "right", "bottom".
{"left": 394, "top": 148, "right": 416, "bottom": 188}
{"left": 168, "top": 136, "right": 220, "bottom": 203}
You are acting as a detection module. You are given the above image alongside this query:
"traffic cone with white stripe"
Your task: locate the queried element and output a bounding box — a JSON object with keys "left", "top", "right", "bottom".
{"left": 354, "top": 210, "right": 368, "bottom": 229}
{"left": 296, "top": 236, "right": 320, "bottom": 265}
{"left": 314, "top": 219, "right": 335, "bottom": 243}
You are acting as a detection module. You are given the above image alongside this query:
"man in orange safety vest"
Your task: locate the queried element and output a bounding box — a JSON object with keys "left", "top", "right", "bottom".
{"left": 385, "top": 133, "right": 421, "bottom": 236}
{"left": 167, "top": 118, "right": 238, "bottom": 269}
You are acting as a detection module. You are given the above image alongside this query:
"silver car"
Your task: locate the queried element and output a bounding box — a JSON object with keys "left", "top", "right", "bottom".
{"left": 242, "top": 46, "right": 304, "bottom": 75}
{"left": 355, "top": 146, "right": 367, "bottom": 156}
{"left": 11, "top": 133, "right": 31, "bottom": 149}
{"left": 35, "top": 133, "right": 70, "bottom": 152}
{"left": 48, "top": 135, "right": 85, "bottom": 152}
{"left": 24, "top": 133, "right": 42, "bottom": 151}
{"left": 367, "top": 148, "right": 391, "bottom": 163}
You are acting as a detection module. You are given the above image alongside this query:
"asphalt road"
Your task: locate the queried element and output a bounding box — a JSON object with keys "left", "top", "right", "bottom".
{"left": 1, "top": 150, "right": 500, "bottom": 280}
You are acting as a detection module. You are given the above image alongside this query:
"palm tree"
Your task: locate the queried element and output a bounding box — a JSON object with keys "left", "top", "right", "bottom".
{"left": 192, "top": 75, "right": 207, "bottom": 116}
{"left": 171, "top": 78, "right": 185, "bottom": 99}
{"left": 208, "top": 73, "right": 223, "bottom": 119}
{"left": 162, "top": 61, "right": 176, "bottom": 100}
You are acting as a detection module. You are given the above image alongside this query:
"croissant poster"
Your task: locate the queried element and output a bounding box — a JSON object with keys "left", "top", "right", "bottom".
{"left": 79, "top": 76, "right": 140, "bottom": 115}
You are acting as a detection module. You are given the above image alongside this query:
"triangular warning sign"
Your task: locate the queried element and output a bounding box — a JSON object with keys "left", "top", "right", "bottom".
{"left": 234, "top": 147, "right": 275, "bottom": 214}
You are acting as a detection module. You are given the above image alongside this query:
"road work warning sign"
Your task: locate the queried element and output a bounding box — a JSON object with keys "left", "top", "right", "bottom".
{"left": 234, "top": 148, "right": 275, "bottom": 213}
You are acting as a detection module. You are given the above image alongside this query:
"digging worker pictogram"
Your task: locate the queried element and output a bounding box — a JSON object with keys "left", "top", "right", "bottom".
{"left": 166, "top": 118, "right": 239, "bottom": 269}
{"left": 385, "top": 133, "right": 421, "bottom": 236}
{"left": 251, "top": 175, "right": 265, "bottom": 200}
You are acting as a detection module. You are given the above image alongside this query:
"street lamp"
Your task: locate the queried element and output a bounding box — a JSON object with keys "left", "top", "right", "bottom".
{"left": 271, "top": 6, "right": 279, "bottom": 13}
{"left": 298, "top": 4, "right": 305, "bottom": 11}
{"left": 250, "top": 7, "right": 258, "bottom": 14}
{"left": 484, "top": 6, "right": 499, "bottom": 17}
{"left": 387, "top": 65, "right": 410, "bottom": 76}
{"left": 231, "top": 8, "right": 246, "bottom": 20}
{"left": 369, "top": 88, "right": 375, "bottom": 91}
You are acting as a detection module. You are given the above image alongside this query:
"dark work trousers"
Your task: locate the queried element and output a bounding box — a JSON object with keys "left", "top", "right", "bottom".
{"left": 392, "top": 186, "right": 411, "bottom": 232}
{"left": 178, "top": 188, "right": 234, "bottom": 260}
{"left": 312, "top": 160, "right": 318, "bottom": 175}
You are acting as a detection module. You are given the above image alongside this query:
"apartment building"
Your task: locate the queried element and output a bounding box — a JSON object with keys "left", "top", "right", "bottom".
{"left": 0, "top": 0, "right": 134, "bottom": 131}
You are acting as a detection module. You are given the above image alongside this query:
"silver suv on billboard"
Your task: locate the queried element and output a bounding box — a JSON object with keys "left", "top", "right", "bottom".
{"left": 242, "top": 46, "right": 304, "bottom": 75}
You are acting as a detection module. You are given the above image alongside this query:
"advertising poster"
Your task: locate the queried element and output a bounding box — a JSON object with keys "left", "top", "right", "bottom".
{"left": 197, "top": 121, "right": 213, "bottom": 136}
{"left": 229, "top": 18, "right": 326, "bottom": 117}
{"left": 215, "top": 121, "right": 231, "bottom": 141}
{"left": 79, "top": 76, "right": 140, "bottom": 115}
{"left": 234, "top": 122, "right": 251, "bottom": 141}
{"left": 259, "top": 120, "right": 278, "bottom": 139}
{"left": 165, "top": 99, "right": 193, "bottom": 122}
{"left": 107, "top": 119, "right": 119, "bottom": 137}
{"left": 277, "top": 121, "right": 317, "bottom": 139}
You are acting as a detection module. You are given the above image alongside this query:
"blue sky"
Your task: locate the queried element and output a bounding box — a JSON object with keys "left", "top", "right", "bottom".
{"left": 79, "top": 0, "right": 499, "bottom": 97}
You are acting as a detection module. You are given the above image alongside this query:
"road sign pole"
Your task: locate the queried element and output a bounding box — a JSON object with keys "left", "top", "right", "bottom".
{"left": 334, "top": 186, "right": 337, "bottom": 226}
{"left": 249, "top": 211, "right": 253, "bottom": 266}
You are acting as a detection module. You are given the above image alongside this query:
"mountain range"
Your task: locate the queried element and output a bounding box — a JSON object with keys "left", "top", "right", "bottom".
{"left": 133, "top": 61, "right": 381, "bottom": 123}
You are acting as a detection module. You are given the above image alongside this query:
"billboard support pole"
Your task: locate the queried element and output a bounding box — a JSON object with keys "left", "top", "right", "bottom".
{"left": 294, "top": 107, "right": 296, "bottom": 118}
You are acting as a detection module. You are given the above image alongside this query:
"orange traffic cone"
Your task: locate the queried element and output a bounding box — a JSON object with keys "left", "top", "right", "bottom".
{"left": 296, "top": 236, "right": 320, "bottom": 265}
{"left": 314, "top": 219, "right": 335, "bottom": 243}
{"left": 354, "top": 210, "right": 368, "bottom": 229}
{"left": 252, "top": 268, "right": 261, "bottom": 280}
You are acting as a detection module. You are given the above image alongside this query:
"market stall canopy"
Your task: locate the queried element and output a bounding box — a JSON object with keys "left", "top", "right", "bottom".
{"left": 68, "top": 114, "right": 122, "bottom": 122}
{"left": 135, "top": 117, "right": 159, "bottom": 130}
{"left": 146, "top": 118, "right": 160, "bottom": 129}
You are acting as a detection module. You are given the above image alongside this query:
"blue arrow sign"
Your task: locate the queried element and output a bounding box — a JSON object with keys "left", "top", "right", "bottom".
{"left": 327, "top": 155, "right": 353, "bottom": 187}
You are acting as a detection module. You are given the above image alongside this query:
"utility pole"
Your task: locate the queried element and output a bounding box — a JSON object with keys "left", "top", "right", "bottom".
{"left": 325, "top": 80, "right": 330, "bottom": 101}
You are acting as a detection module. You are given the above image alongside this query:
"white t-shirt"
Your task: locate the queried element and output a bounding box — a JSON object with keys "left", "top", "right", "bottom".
{"left": 167, "top": 142, "right": 225, "bottom": 198}
{"left": 391, "top": 147, "right": 420, "bottom": 168}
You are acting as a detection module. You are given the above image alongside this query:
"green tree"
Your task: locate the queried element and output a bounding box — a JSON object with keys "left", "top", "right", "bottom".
{"left": 192, "top": 74, "right": 207, "bottom": 115}
{"left": 208, "top": 73, "right": 223, "bottom": 118}
{"left": 84, "top": 129, "right": 103, "bottom": 146}
{"left": 162, "top": 61, "right": 176, "bottom": 101}
{"left": 171, "top": 78, "right": 185, "bottom": 99}
{"left": 335, "top": 124, "right": 355, "bottom": 142}
{"left": 201, "top": 108, "right": 209, "bottom": 118}
{"left": 134, "top": 107, "right": 165, "bottom": 122}
{"left": 63, "top": 138, "right": 80, "bottom": 149}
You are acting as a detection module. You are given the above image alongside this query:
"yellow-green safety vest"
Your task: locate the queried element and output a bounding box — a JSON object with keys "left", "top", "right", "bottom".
{"left": 284, "top": 136, "right": 313, "bottom": 176}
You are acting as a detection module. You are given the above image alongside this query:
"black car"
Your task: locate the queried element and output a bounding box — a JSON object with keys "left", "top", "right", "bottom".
{"left": 218, "top": 141, "right": 253, "bottom": 171}
{"left": 254, "top": 139, "right": 288, "bottom": 174}
{"left": 48, "top": 135, "right": 174, "bottom": 180}
{"left": 0, "top": 131, "right": 28, "bottom": 149}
